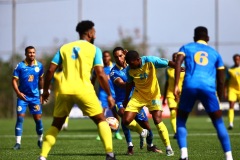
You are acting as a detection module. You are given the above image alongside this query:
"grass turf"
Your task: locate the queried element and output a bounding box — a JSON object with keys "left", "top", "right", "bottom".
{"left": 0, "top": 116, "right": 239, "bottom": 160}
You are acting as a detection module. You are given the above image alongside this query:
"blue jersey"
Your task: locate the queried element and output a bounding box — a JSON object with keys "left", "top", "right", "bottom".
{"left": 178, "top": 40, "right": 224, "bottom": 92}
{"left": 110, "top": 64, "right": 129, "bottom": 103}
{"left": 13, "top": 60, "right": 44, "bottom": 97}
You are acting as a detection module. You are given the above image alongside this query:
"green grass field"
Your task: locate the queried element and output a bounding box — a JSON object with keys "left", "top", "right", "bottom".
{"left": 0, "top": 116, "right": 239, "bottom": 160}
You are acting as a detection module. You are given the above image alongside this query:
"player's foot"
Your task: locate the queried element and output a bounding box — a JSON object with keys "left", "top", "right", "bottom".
{"left": 147, "top": 145, "right": 163, "bottom": 153}
{"left": 173, "top": 133, "right": 177, "bottom": 139}
{"left": 37, "top": 140, "right": 42, "bottom": 149}
{"left": 96, "top": 135, "right": 101, "bottom": 140}
{"left": 139, "top": 136, "right": 144, "bottom": 149}
{"left": 179, "top": 158, "right": 189, "bottom": 160}
{"left": 140, "top": 129, "right": 148, "bottom": 138}
{"left": 13, "top": 143, "right": 21, "bottom": 150}
{"left": 228, "top": 126, "right": 233, "bottom": 130}
{"left": 166, "top": 148, "right": 174, "bottom": 156}
{"left": 114, "top": 132, "right": 123, "bottom": 140}
{"left": 127, "top": 146, "right": 134, "bottom": 155}
{"left": 106, "top": 154, "right": 116, "bottom": 160}
{"left": 38, "top": 156, "right": 47, "bottom": 160}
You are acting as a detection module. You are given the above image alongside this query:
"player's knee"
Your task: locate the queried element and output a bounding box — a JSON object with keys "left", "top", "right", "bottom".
{"left": 44, "top": 134, "right": 56, "bottom": 146}
{"left": 122, "top": 118, "right": 131, "bottom": 126}
{"left": 17, "top": 116, "right": 24, "bottom": 123}
{"left": 171, "top": 109, "right": 176, "bottom": 119}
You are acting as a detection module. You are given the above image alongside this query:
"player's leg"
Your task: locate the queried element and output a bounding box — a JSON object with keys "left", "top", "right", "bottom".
{"left": 39, "top": 94, "right": 72, "bottom": 159}
{"left": 13, "top": 98, "right": 27, "bottom": 150}
{"left": 227, "top": 90, "right": 237, "bottom": 130}
{"left": 112, "top": 107, "right": 122, "bottom": 140}
{"left": 96, "top": 107, "right": 105, "bottom": 140}
{"left": 167, "top": 97, "right": 178, "bottom": 138}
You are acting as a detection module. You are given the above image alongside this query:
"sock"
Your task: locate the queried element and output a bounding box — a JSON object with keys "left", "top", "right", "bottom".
{"left": 121, "top": 120, "right": 132, "bottom": 143}
{"left": 177, "top": 116, "right": 188, "bottom": 149}
{"left": 65, "top": 116, "right": 69, "bottom": 126}
{"left": 128, "top": 142, "right": 133, "bottom": 147}
{"left": 38, "top": 134, "right": 43, "bottom": 141}
{"left": 155, "top": 121, "right": 171, "bottom": 147}
{"left": 146, "top": 129, "right": 153, "bottom": 146}
{"left": 127, "top": 120, "right": 143, "bottom": 134}
{"left": 225, "top": 151, "right": 233, "bottom": 160}
{"left": 180, "top": 147, "right": 188, "bottom": 159}
{"left": 228, "top": 109, "right": 234, "bottom": 127}
{"left": 35, "top": 119, "right": 44, "bottom": 135}
{"left": 40, "top": 126, "right": 59, "bottom": 158}
{"left": 107, "top": 152, "right": 114, "bottom": 158}
{"left": 15, "top": 116, "right": 24, "bottom": 143}
{"left": 212, "top": 118, "right": 232, "bottom": 152}
{"left": 98, "top": 121, "right": 113, "bottom": 153}
{"left": 170, "top": 109, "right": 177, "bottom": 133}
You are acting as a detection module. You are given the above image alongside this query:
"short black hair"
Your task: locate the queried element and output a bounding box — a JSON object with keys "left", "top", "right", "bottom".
{"left": 76, "top": 20, "right": 94, "bottom": 36}
{"left": 233, "top": 53, "right": 240, "bottom": 60}
{"left": 103, "top": 50, "right": 110, "bottom": 55}
{"left": 125, "top": 50, "right": 139, "bottom": 63}
{"left": 194, "top": 26, "right": 209, "bottom": 41}
{"left": 25, "top": 46, "right": 35, "bottom": 54}
{"left": 112, "top": 47, "right": 124, "bottom": 55}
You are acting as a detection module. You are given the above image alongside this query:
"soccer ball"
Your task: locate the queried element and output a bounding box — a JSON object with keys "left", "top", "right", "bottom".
{"left": 106, "top": 117, "right": 119, "bottom": 131}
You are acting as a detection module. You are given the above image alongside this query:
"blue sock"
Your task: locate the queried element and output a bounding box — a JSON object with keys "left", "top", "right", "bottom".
{"left": 212, "top": 118, "right": 231, "bottom": 152}
{"left": 121, "top": 120, "right": 132, "bottom": 143}
{"left": 177, "top": 116, "right": 188, "bottom": 149}
{"left": 35, "top": 119, "right": 43, "bottom": 135}
{"left": 146, "top": 129, "right": 153, "bottom": 145}
{"left": 15, "top": 116, "right": 24, "bottom": 136}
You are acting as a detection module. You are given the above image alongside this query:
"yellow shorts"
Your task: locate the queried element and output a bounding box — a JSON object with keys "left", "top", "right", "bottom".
{"left": 167, "top": 97, "right": 178, "bottom": 108}
{"left": 53, "top": 92, "right": 103, "bottom": 117}
{"left": 228, "top": 89, "right": 240, "bottom": 102}
{"left": 125, "top": 96, "right": 162, "bottom": 113}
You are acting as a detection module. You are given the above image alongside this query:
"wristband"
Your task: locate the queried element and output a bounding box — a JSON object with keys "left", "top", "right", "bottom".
{"left": 48, "top": 89, "right": 51, "bottom": 94}
{"left": 40, "top": 89, "right": 43, "bottom": 94}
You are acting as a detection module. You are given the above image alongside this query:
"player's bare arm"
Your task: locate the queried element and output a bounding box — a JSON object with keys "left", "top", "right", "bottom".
{"left": 216, "top": 68, "right": 225, "bottom": 101}
{"left": 12, "top": 77, "right": 27, "bottom": 101}
{"left": 43, "top": 63, "right": 58, "bottom": 103}
{"left": 94, "top": 65, "right": 115, "bottom": 109}
{"left": 123, "top": 81, "right": 134, "bottom": 108}
{"left": 39, "top": 75, "right": 44, "bottom": 104}
{"left": 114, "top": 77, "right": 126, "bottom": 88}
{"left": 174, "top": 54, "right": 184, "bottom": 102}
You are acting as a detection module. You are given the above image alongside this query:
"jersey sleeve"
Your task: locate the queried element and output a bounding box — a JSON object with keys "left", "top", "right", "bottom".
{"left": 93, "top": 47, "right": 103, "bottom": 67}
{"left": 13, "top": 63, "right": 21, "bottom": 79}
{"left": 126, "top": 66, "right": 133, "bottom": 83}
{"left": 51, "top": 50, "right": 62, "bottom": 65}
{"left": 39, "top": 63, "right": 44, "bottom": 77}
{"left": 110, "top": 68, "right": 120, "bottom": 82}
{"left": 144, "top": 56, "right": 169, "bottom": 68}
{"left": 216, "top": 54, "right": 225, "bottom": 70}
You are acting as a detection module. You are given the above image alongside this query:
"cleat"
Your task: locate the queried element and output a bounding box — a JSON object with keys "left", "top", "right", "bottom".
{"left": 147, "top": 145, "right": 163, "bottom": 153}
{"left": 38, "top": 140, "right": 42, "bottom": 149}
{"left": 173, "top": 133, "right": 177, "bottom": 139}
{"left": 140, "top": 129, "right": 148, "bottom": 138}
{"left": 38, "top": 156, "right": 47, "bottom": 160}
{"left": 127, "top": 146, "right": 134, "bottom": 155}
{"left": 228, "top": 126, "right": 233, "bottom": 130}
{"left": 140, "top": 136, "right": 144, "bottom": 149}
{"left": 106, "top": 154, "right": 116, "bottom": 160}
{"left": 166, "top": 149, "right": 174, "bottom": 156}
{"left": 114, "top": 132, "right": 123, "bottom": 140}
{"left": 179, "top": 158, "right": 189, "bottom": 160}
{"left": 96, "top": 135, "right": 101, "bottom": 141}
{"left": 13, "top": 143, "right": 21, "bottom": 150}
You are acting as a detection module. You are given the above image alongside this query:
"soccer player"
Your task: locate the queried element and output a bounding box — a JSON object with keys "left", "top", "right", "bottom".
{"left": 225, "top": 53, "right": 240, "bottom": 130}
{"left": 91, "top": 50, "right": 122, "bottom": 140}
{"left": 174, "top": 26, "right": 233, "bottom": 160}
{"left": 12, "top": 46, "right": 44, "bottom": 150}
{"left": 38, "top": 20, "right": 116, "bottom": 160}
{"left": 162, "top": 52, "right": 185, "bottom": 139}
{"left": 123, "top": 50, "right": 175, "bottom": 156}
{"left": 110, "top": 47, "right": 162, "bottom": 155}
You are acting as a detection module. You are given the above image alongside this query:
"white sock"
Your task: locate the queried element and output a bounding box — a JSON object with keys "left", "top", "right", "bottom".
{"left": 38, "top": 134, "right": 43, "bottom": 141}
{"left": 128, "top": 142, "right": 133, "bottom": 147}
{"left": 225, "top": 151, "right": 233, "bottom": 160}
{"left": 229, "top": 123, "right": 233, "bottom": 127}
{"left": 166, "top": 145, "right": 172, "bottom": 150}
{"left": 107, "top": 152, "right": 114, "bottom": 157}
{"left": 16, "top": 136, "right": 21, "bottom": 144}
{"left": 181, "top": 147, "right": 188, "bottom": 159}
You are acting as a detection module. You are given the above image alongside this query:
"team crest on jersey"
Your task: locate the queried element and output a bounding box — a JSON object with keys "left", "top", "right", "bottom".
{"left": 17, "top": 106, "right": 22, "bottom": 111}
{"left": 35, "top": 67, "right": 40, "bottom": 72}
{"left": 34, "top": 105, "right": 40, "bottom": 111}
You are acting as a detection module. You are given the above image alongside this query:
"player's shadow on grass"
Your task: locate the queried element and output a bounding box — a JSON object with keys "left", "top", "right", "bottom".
{"left": 61, "top": 128, "right": 97, "bottom": 133}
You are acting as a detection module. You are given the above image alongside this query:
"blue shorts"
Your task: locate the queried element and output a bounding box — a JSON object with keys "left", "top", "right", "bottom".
{"left": 179, "top": 88, "right": 220, "bottom": 113}
{"left": 17, "top": 96, "right": 42, "bottom": 115}
{"left": 115, "top": 102, "right": 148, "bottom": 122}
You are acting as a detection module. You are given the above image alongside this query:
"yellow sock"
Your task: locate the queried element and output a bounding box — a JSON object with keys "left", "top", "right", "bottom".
{"left": 170, "top": 109, "right": 177, "bottom": 133}
{"left": 65, "top": 116, "right": 69, "bottom": 124}
{"left": 228, "top": 108, "right": 234, "bottom": 125}
{"left": 40, "top": 126, "right": 59, "bottom": 158}
{"left": 127, "top": 120, "right": 143, "bottom": 134}
{"left": 98, "top": 121, "right": 113, "bottom": 153}
{"left": 156, "top": 121, "right": 171, "bottom": 147}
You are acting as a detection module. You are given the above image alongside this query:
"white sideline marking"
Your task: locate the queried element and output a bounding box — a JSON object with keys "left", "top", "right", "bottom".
{"left": 1, "top": 133, "right": 240, "bottom": 138}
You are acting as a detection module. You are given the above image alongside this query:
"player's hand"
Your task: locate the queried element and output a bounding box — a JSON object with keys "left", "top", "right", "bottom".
{"left": 42, "top": 89, "right": 50, "bottom": 104}
{"left": 107, "top": 95, "right": 115, "bottom": 109}
{"left": 123, "top": 49, "right": 128, "bottom": 55}
{"left": 40, "top": 95, "right": 43, "bottom": 104}
{"left": 162, "top": 98, "right": 167, "bottom": 106}
{"left": 17, "top": 92, "right": 27, "bottom": 101}
{"left": 174, "top": 86, "right": 180, "bottom": 102}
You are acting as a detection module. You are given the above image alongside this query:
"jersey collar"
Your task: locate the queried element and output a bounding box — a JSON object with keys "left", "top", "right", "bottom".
{"left": 196, "top": 40, "right": 208, "bottom": 45}
{"left": 24, "top": 59, "right": 37, "bottom": 66}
